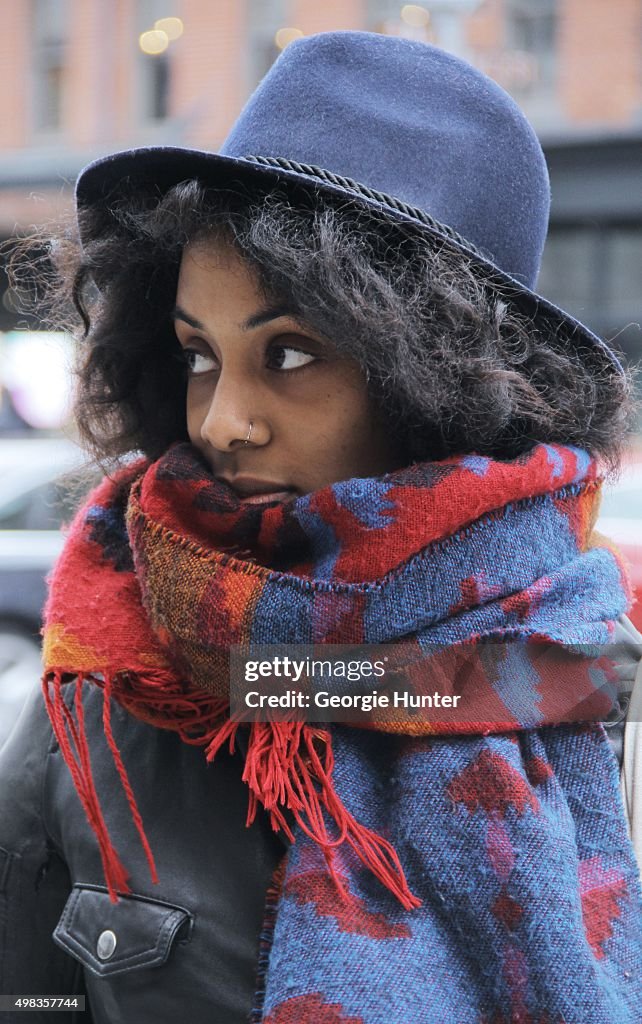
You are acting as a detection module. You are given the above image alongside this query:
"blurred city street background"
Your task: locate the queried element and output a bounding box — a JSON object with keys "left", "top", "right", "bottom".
{"left": 0, "top": 0, "right": 641, "bottom": 743}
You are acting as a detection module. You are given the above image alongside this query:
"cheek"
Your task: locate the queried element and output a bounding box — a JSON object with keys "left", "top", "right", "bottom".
{"left": 314, "top": 391, "right": 376, "bottom": 458}
{"left": 338, "top": 389, "right": 379, "bottom": 439}
{"left": 330, "top": 389, "right": 401, "bottom": 472}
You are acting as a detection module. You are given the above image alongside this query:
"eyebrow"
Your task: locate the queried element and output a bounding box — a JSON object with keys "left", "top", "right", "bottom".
{"left": 171, "top": 303, "right": 296, "bottom": 333}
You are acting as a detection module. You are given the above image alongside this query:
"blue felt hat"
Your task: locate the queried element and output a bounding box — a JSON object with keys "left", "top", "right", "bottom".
{"left": 76, "top": 30, "right": 622, "bottom": 373}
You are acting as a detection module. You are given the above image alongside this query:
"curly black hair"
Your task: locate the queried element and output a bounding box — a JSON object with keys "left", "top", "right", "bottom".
{"left": 12, "top": 178, "right": 636, "bottom": 473}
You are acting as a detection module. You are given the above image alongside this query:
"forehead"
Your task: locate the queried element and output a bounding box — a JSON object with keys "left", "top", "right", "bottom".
{"left": 176, "top": 239, "right": 262, "bottom": 311}
{"left": 179, "top": 236, "right": 247, "bottom": 276}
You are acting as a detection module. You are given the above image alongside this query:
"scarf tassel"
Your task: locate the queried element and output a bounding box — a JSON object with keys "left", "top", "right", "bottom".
{"left": 43, "top": 672, "right": 418, "bottom": 911}
{"left": 42, "top": 671, "right": 158, "bottom": 903}
{"left": 206, "top": 719, "right": 421, "bottom": 912}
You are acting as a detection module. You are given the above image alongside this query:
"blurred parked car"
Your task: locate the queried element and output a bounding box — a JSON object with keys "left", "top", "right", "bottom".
{"left": 598, "top": 459, "right": 642, "bottom": 632}
{"left": 0, "top": 437, "right": 95, "bottom": 746}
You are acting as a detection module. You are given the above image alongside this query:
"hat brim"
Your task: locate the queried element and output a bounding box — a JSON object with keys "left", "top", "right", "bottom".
{"left": 76, "top": 146, "right": 623, "bottom": 376}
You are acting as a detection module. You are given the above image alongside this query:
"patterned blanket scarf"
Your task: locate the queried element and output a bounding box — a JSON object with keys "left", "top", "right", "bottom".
{"left": 43, "top": 441, "right": 642, "bottom": 1022}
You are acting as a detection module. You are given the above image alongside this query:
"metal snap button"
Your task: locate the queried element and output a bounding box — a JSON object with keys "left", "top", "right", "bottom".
{"left": 96, "top": 929, "right": 117, "bottom": 960}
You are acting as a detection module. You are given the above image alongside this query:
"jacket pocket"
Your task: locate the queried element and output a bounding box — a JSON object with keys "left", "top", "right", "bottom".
{"left": 53, "top": 884, "right": 192, "bottom": 977}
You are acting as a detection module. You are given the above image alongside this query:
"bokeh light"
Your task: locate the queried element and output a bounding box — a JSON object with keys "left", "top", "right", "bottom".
{"left": 155, "top": 17, "right": 184, "bottom": 41}
{"left": 275, "top": 27, "right": 304, "bottom": 50}
{"left": 401, "top": 5, "right": 431, "bottom": 28}
{"left": 139, "top": 29, "right": 169, "bottom": 55}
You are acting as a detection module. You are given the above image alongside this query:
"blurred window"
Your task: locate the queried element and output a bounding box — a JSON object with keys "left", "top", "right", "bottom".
{"left": 537, "top": 223, "right": 642, "bottom": 365}
{"left": 147, "top": 50, "right": 169, "bottom": 120}
{"left": 539, "top": 223, "right": 642, "bottom": 319}
{"left": 31, "top": 0, "right": 68, "bottom": 134}
{"left": 136, "top": 0, "right": 172, "bottom": 121}
{"left": 505, "top": 0, "right": 557, "bottom": 91}
{"left": 608, "top": 227, "right": 642, "bottom": 315}
{"left": 247, "top": 0, "right": 286, "bottom": 87}
{"left": 537, "top": 227, "right": 597, "bottom": 311}
{"left": 367, "top": 0, "right": 404, "bottom": 33}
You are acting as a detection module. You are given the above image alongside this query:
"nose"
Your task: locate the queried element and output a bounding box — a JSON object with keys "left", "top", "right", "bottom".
{"left": 198, "top": 370, "right": 268, "bottom": 452}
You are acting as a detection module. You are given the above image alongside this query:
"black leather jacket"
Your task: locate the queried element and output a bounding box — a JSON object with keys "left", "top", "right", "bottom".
{"left": 0, "top": 681, "right": 285, "bottom": 1024}
{"left": 1, "top": 616, "right": 639, "bottom": 1024}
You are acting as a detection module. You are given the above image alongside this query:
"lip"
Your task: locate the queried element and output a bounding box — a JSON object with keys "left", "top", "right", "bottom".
{"left": 238, "top": 491, "right": 296, "bottom": 506}
{"left": 216, "top": 476, "right": 298, "bottom": 503}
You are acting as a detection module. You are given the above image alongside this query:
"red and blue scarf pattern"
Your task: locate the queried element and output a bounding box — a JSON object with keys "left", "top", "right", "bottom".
{"left": 42, "top": 442, "right": 642, "bottom": 1021}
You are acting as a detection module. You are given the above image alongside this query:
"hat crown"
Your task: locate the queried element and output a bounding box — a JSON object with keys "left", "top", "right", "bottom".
{"left": 221, "top": 31, "right": 550, "bottom": 289}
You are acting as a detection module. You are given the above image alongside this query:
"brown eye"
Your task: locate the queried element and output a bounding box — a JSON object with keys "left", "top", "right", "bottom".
{"left": 267, "top": 344, "right": 317, "bottom": 371}
{"left": 183, "top": 349, "right": 217, "bottom": 375}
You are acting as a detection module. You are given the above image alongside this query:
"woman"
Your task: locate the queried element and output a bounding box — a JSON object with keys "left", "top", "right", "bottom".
{"left": 2, "top": 30, "right": 642, "bottom": 1024}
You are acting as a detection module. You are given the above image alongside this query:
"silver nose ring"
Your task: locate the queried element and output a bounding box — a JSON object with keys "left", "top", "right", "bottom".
{"left": 243, "top": 421, "right": 254, "bottom": 445}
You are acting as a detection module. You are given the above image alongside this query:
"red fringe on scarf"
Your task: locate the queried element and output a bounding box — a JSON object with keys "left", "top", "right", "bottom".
{"left": 42, "top": 671, "right": 420, "bottom": 911}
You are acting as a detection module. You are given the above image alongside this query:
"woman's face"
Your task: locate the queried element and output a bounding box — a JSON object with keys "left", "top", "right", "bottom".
{"left": 173, "top": 240, "right": 403, "bottom": 504}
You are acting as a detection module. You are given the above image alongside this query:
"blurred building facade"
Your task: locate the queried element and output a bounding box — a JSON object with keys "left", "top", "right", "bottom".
{"left": 1, "top": 0, "right": 641, "bottom": 358}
